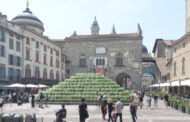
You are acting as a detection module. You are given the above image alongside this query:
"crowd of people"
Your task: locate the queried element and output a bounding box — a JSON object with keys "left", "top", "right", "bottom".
{"left": 0, "top": 90, "right": 169, "bottom": 122}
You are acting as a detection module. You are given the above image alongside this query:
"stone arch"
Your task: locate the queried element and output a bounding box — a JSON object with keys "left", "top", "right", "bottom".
{"left": 115, "top": 72, "right": 132, "bottom": 90}
{"left": 141, "top": 72, "right": 155, "bottom": 90}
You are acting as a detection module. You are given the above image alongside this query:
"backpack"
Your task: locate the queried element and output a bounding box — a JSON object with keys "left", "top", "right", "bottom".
{"left": 130, "top": 105, "right": 136, "bottom": 114}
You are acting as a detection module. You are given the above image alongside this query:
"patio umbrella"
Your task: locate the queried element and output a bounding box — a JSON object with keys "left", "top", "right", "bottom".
{"left": 26, "top": 84, "right": 38, "bottom": 88}
{"left": 9, "top": 83, "right": 25, "bottom": 88}
{"left": 180, "top": 79, "right": 190, "bottom": 86}
{"left": 38, "top": 84, "right": 50, "bottom": 88}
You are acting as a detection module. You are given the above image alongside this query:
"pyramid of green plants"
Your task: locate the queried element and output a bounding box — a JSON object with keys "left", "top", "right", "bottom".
{"left": 39, "top": 73, "right": 132, "bottom": 104}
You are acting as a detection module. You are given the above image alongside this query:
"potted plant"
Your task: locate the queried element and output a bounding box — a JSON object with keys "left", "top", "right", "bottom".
{"left": 180, "top": 100, "right": 186, "bottom": 113}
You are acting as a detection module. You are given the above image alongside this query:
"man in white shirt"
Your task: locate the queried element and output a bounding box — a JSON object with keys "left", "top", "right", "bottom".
{"left": 114, "top": 98, "right": 123, "bottom": 122}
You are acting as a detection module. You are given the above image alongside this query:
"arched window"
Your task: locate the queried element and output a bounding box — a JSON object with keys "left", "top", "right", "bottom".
{"left": 182, "top": 58, "right": 185, "bottom": 74}
{"left": 50, "top": 70, "right": 54, "bottom": 80}
{"left": 98, "top": 59, "right": 102, "bottom": 66}
{"left": 102, "top": 59, "right": 105, "bottom": 66}
{"left": 56, "top": 71, "right": 59, "bottom": 81}
{"left": 35, "top": 66, "right": 40, "bottom": 79}
{"left": 43, "top": 68, "right": 47, "bottom": 80}
{"left": 116, "top": 54, "right": 123, "bottom": 66}
{"left": 25, "top": 64, "right": 31, "bottom": 78}
{"left": 174, "top": 61, "right": 176, "bottom": 75}
{"left": 96, "top": 59, "right": 98, "bottom": 65}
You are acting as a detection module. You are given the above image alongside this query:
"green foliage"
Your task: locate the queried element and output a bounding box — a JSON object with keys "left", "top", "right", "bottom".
{"left": 39, "top": 73, "right": 132, "bottom": 103}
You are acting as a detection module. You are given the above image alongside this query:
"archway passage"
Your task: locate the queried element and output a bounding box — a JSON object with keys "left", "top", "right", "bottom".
{"left": 116, "top": 73, "right": 132, "bottom": 90}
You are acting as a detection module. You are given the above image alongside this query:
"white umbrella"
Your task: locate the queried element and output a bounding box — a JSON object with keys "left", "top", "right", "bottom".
{"left": 38, "top": 84, "right": 50, "bottom": 88}
{"left": 180, "top": 79, "right": 190, "bottom": 86}
{"left": 26, "top": 84, "right": 38, "bottom": 88}
{"left": 171, "top": 80, "right": 180, "bottom": 86}
{"left": 150, "top": 84, "right": 160, "bottom": 87}
{"left": 10, "top": 83, "right": 25, "bottom": 88}
{"left": 160, "top": 83, "right": 171, "bottom": 87}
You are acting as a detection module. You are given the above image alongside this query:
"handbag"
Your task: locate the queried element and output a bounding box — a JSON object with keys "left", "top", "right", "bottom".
{"left": 85, "top": 112, "right": 89, "bottom": 118}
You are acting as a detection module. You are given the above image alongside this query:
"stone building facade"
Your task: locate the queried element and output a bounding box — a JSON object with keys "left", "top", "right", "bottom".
{"left": 0, "top": 14, "right": 24, "bottom": 82}
{"left": 55, "top": 18, "right": 143, "bottom": 90}
{"left": 0, "top": 4, "right": 66, "bottom": 86}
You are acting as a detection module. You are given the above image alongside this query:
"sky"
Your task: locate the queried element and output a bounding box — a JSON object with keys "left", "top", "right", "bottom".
{"left": 0, "top": 0, "right": 185, "bottom": 53}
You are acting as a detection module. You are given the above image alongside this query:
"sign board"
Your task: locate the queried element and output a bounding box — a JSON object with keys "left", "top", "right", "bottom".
{"left": 96, "top": 47, "right": 106, "bottom": 54}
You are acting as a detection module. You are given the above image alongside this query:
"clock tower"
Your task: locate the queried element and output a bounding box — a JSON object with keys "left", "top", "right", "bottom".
{"left": 186, "top": 0, "right": 190, "bottom": 33}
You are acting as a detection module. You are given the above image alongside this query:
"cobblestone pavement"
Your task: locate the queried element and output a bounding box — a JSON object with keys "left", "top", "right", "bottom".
{"left": 2, "top": 98, "right": 190, "bottom": 122}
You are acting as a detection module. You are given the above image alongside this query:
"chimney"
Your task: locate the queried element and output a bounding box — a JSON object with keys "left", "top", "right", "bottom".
{"left": 0, "top": 13, "right": 7, "bottom": 27}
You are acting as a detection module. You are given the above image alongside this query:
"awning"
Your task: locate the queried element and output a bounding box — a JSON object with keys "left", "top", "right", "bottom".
{"left": 160, "top": 83, "right": 171, "bottom": 87}
{"left": 171, "top": 80, "right": 180, "bottom": 86}
{"left": 180, "top": 79, "right": 190, "bottom": 86}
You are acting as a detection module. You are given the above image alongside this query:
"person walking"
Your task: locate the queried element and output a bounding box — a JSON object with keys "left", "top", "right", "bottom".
{"left": 39, "top": 92, "right": 44, "bottom": 108}
{"left": 0, "top": 96, "right": 4, "bottom": 113}
{"left": 146, "top": 94, "right": 151, "bottom": 109}
{"left": 98, "top": 94, "right": 103, "bottom": 108}
{"left": 8, "top": 92, "right": 12, "bottom": 107}
{"left": 101, "top": 95, "right": 108, "bottom": 120}
{"left": 139, "top": 93, "right": 143, "bottom": 109}
{"left": 107, "top": 98, "right": 114, "bottom": 122}
{"left": 79, "top": 98, "right": 88, "bottom": 122}
{"left": 164, "top": 93, "right": 169, "bottom": 109}
{"left": 31, "top": 93, "right": 35, "bottom": 108}
{"left": 130, "top": 102, "right": 137, "bottom": 122}
{"left": 114, "top": 98, "right": 123, "bottom": 122}
{"left": 153, "top": 93, "right": 158, "bottom": 108}
{"left": 45, "top": 93, "right": 48, "bottom": 107}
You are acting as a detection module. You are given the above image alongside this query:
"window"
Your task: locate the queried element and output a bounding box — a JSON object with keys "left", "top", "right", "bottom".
{"left": 183, "top": 43, "right": 186, "bottom": 48}
{"left": 16, "top": 57, "right": 21, "bottom": 67}
{"left": 182, "top": 58, "right": 185, "bottom": 74}
{"left": 80, "top": 58, "right": 86, "bottom": 67}
{"left": 0, "top": 66, "right": 6, "bottom": 78}
{"left": 9, "top": 38, "right": 14, "bottom": 50}
{"left": 35, "top": 66, "right": 40, "bottom": 79}
{"left": 9, "top": 54, "right": 14, "bottom": 65}
{"left": 26, "top": 37, "right": 30, "bottom": 45}
{"left": 50, "top": 56, "right": 53, "bottom": 66}
{"left": 44, "top": 45, "right": 46, "bottom": 51}
{"left": 8, "top": 68, "right": 14, "bottom": 80}
{"left": 44, "top": 55, "right": 47, "bottom": 64}
{"left": 56, "top": 50, "right": 59, "bottom": 56}
{"left": 174, "top": 61, "right": 176, "bottom": 75}
{"left": 25, "top": 64, "right": 31, "bottom": 78}
{"left": 96, "top": 58, "right": 105, "bottom": 66}
{"left": 116, "top": 54, "right": 123, "bottom": 66}
{"left": 26, "top": 49, "right": 30, "bottom": 60}
{"left": 0, "top": 45, "right": 5, "bottom": 57}
{"left": 16, "top": 69, "right": 21, "bottom": 81}
{"left": 16, "top": 41, "right": 20, "bottom": 51}
{"left": 36, "top": 52, "right": 39, "bottom": 62}
{"left": 56, "top": 71, "right": 59, "bottom": 81}
{"left": 50, "top": 70, "right": 54, "bottom": 80}
{"left": 36, "top": 41, "right": 39, "bottom": 48}
{"left": 0, "top": 31, "right": 4, "bottom": 41}
{"left": 56, "top": 59, "right": 59, "bottom": 68}
{"left": 51, "top": 48, "right": 53, "bottom": 54}
{"left": 43, "top": 69, "right": 47, "bottom": 80}
{"left": 174, "top": 48, "right": 177, "bottom": 53}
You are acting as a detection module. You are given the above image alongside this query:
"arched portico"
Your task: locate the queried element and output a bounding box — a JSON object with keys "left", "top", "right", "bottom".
{"left": 115, "top": 73, "right": 132, "bottom": 90}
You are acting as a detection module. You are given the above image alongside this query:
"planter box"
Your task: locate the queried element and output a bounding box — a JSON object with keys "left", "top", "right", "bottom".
{"left": 174, "top": 104, "right": 178, "bottom": 110}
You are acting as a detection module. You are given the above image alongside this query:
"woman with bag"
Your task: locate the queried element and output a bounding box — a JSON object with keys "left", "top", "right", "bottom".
{"left": 107, "top": 98, "right": 114, "bottom": 122}
{"left": 79, "top": 98, "right": 88, "bottom": 122}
